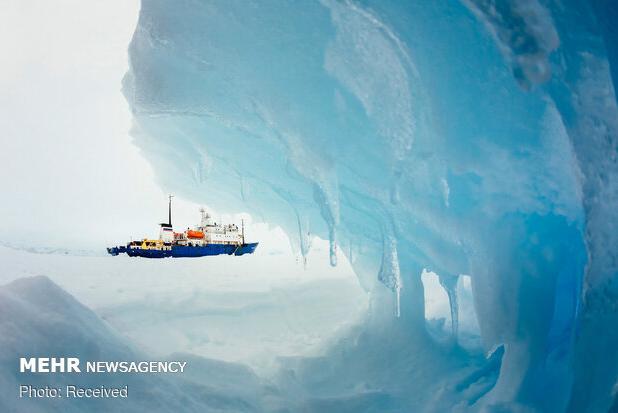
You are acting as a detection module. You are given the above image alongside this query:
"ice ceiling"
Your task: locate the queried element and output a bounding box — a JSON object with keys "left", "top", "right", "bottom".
{"left": 123, "top": 0, "right": 618, "bottom": 411}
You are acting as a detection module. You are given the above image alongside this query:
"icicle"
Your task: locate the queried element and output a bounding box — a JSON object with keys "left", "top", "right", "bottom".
{"left": 396, "top": 282, "right": 401, "bottom": 318}
{"left": 438, "top": 273, "right": 460, "bottom": 339}
{"left": 296, "top": 214, "right": 312, "bottom": 267}
{"left": 312, "top": 183, "right": 340, "bottom": 267}
{"left": 378, "top": 233, "right": 402, "bottom": 317}
{"left": 329, "top": 226, "right": 338, "bottom": 267}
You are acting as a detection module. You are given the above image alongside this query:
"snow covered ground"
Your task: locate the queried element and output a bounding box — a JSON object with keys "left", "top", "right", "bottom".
{"left": 0, "top": 238, "right": 368, "bottom": 374}
{"left": 0, "top": 261, "right": 486, "bottom": 413}
{"left": 0, "top": 275, "right": 285, "bottom": 413}
{"left": 1, "top": 238, "right": 477, "bottom": 412}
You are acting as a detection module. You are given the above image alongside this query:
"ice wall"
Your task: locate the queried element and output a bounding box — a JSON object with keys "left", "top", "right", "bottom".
{"left": 123, "top": 0, "right": 618, "bottom": 411}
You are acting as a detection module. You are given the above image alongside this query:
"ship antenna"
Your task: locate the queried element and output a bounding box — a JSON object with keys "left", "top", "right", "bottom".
{"left": 168, "top": 195, "right": 174, "bottom": 226}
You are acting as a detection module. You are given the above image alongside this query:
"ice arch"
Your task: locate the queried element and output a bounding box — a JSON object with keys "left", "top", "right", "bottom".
{"left": 123, "top": 0, "right": 618, "bottom": 411}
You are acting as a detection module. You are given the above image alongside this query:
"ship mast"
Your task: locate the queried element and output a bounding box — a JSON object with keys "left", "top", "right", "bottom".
{"left": 241, "top": 219, "right": 245, "bottom": 244}
{"left": 168, "top": 195, "right": 174, "bottom": 226}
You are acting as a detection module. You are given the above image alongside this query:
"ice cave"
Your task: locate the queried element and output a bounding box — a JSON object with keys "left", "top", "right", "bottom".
{"left": 121, "top": 1, "right": 618, "bottom": 411}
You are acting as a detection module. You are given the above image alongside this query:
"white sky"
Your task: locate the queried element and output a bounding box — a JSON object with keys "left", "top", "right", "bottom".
{"left": 0, "top": 0, "right": 155, "bottom": 249}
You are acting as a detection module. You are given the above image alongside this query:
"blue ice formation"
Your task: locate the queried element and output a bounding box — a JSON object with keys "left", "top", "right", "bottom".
{"left": 123, "top": 1, "right": 618, "bottom": 411}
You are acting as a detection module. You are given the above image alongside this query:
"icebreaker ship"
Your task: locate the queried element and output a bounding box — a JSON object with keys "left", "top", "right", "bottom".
{"left": 122, "top": 1, "right": 618, "bottom": 411}
{"left": 107, "top": 196, "right": 258, "bottom": 257}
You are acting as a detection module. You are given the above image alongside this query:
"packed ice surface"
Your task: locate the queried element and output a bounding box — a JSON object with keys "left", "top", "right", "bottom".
{"left": 120, "top": 0, "right": 618, "bottom": 411}
{"left": 0, "top": 274, "right": 284, "bottom": 413}
{"left": 1, "top": 242, "right": 462, "bottom": 412}
{"left": 0, "top": 240, "right": 367, "bottom": 374}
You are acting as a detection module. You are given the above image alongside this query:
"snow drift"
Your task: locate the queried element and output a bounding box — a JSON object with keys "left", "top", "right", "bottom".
{"left": 0, "top": 276, "right": 277, "bottom": 412}
{"left": 123, "top": 1, "right": 618, "bottom": 411}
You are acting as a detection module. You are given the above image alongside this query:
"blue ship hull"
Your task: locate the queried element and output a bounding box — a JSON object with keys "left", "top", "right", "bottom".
{"left": 107, "top": 243, "right": 258, "bottom": 258}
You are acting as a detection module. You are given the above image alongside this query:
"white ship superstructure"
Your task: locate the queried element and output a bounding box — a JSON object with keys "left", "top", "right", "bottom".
{"left": 174, "top": 208, "right": 245, "bottom": 247}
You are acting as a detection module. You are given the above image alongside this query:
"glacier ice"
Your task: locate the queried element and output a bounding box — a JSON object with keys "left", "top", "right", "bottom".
{"left": 122, "top": 0, "right": 618, "bottom": 411}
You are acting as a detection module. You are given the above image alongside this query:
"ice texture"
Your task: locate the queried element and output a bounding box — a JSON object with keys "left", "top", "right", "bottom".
{"left": 123, "top": 0, "right": 618, "bottom": 411}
